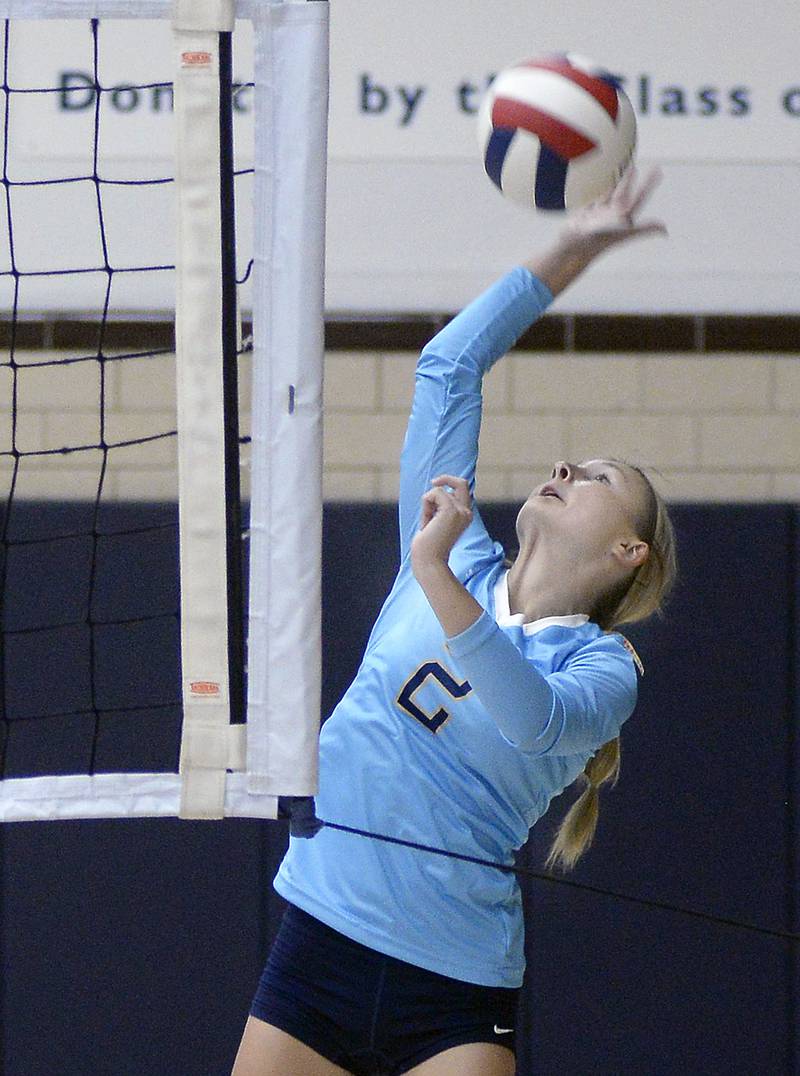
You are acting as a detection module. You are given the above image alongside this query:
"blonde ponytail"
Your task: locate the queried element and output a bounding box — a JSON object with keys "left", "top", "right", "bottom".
{"left": 545, "top": 463, "right": 676, "bottom": 872}
{"left": 544, "top": 738, "right": 620, "bottom": 871}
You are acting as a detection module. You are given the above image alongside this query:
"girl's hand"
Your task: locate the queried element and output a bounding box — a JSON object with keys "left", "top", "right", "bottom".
{"left": 525, "top": 167, "right": 667, "bottom": 296}
{"left": 410, "top": 475, "right": 485, "bottom": 637}
{"left": 411, "top": 475, "right": 473, "bottom": 570}
{"left": 560, "top": 166, "right": 667, "bottom": 255}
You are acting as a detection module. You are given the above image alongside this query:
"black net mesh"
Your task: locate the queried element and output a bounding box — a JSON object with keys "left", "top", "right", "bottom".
{"left": 0, "top": 18, "right": 253, "bottom": 782}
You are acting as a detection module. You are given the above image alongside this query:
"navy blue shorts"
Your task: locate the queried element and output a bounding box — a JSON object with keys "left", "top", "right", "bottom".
{"left": 249, "top": 903, "right": 519, "bottom": 1075}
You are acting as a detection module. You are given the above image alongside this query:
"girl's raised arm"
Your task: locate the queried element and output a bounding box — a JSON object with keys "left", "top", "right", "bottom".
{"left": 409, "top": 169, "right": 666, "bottom": 623}
{"left": 397, "top": 267, "right": 552, "bottom": 567}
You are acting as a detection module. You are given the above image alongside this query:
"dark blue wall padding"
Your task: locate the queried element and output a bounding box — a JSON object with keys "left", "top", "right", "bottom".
{"left": 1, "top": 818, "right": 281, "bottom": 1076}
{"left": 790, "top": 507, "right": 800, "bottom": 1069}
{"left": 516, "top": 883, "right": 790, "bottom": 1076}
{"left": 0, "top": 503, "right": 797, "bottom": 1075}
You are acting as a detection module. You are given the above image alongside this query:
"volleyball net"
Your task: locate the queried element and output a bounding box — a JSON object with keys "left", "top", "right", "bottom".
{"left": 0, "top": 0, "right": 327, "bottom": 822}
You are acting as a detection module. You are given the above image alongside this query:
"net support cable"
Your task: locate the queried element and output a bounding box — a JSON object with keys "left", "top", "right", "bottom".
{"left": 0, "top": 0, "right": 328, "bottom": 822}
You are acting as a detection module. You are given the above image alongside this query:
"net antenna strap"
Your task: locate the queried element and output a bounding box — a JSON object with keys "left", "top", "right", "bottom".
{"left": 172, "top": 0, "right": 238, "bottom": 819}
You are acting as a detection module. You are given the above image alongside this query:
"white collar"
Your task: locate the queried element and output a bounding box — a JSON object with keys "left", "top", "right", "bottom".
{"left": 493, "top": 569, "right": 590, "bottom": 637}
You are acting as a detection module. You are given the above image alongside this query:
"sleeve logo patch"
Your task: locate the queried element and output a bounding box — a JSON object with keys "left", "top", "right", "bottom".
{"left": 617, "top": 635, "right": 645, "bottom": 677}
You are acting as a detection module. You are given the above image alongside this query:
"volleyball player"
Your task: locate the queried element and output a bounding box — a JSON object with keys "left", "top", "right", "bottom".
{"left": 232, "top": 168, "right": 677, "bottom": 1076}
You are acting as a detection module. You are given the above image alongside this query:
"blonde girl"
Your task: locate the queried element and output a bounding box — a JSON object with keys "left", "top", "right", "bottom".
{"left": 233, "top": 169, "right": 676, "bottom": 1076}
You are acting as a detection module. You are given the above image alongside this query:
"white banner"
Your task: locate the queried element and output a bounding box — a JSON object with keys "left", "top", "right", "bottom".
{"left": 7, "top": 20, "right": 252, "bottom": 171}
{"left": 329, "top": 0, "right": 800, "bottom": 163}
{"left": 8, "top": 1, "right": 799, "bottom": 171}
{"left": 0, "top": 4, "right": 797, "bottom": 314}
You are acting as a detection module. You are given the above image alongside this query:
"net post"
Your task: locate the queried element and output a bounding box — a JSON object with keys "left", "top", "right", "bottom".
{"left": 244, "top": 2, "right": 328, "bottom": 800}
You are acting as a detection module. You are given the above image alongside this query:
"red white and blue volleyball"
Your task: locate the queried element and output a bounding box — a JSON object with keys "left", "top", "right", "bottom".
{"left": 477, "top": 54, "right": 636, "bottom": 211}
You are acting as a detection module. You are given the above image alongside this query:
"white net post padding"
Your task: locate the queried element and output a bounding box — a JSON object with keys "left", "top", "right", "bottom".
{"left": 244, "top": 2, "right": 327, "bottom": 799}
{"left": 0, "top": 0, "right": 328, "bottom": 823}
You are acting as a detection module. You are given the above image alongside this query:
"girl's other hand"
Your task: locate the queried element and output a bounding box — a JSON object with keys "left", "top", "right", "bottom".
{"left": 411, "top": 474, "right": 473, "bottom": 571}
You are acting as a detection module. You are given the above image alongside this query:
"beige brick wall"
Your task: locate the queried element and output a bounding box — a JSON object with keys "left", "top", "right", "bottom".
{"left": 326, "top": 350, "right": 800, "bottom": 504}
{"left": 6, "top": 345, "right": 800, "bottom": 503}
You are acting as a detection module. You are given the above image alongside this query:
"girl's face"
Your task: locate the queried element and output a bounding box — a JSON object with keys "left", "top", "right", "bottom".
{"left": 517, "top": 459, "right": 651, "bottom": 561}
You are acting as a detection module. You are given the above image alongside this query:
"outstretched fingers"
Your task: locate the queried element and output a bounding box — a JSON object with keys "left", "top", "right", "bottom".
{"left": 612, "top": 163, "right": 638, "bottom": 206}
{"left": 623, "top": 165, "right": 663, "bottom": 218}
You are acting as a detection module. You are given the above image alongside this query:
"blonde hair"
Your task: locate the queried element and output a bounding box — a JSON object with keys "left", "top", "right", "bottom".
{"left": 544, "top": 463, "right": 677, "bottom": 872}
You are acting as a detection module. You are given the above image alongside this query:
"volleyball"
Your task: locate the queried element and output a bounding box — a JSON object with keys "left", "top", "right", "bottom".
{"left": 477, "top": 53, "right": 636, "bottom": 212}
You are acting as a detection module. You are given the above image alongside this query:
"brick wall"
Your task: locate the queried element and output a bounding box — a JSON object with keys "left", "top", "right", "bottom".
{"left": 5, "top": 320, "right": 800, "bottom": 503}
{"left": 326, "top": 349, "right": 800, "bottom": 504}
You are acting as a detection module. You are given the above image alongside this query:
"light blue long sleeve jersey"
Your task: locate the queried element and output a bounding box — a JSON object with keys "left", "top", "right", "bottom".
{"left": 275, "top": 266, "right": 639, "bottom": 988}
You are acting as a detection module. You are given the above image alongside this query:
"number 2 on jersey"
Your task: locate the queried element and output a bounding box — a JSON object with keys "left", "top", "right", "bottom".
{"left": 397, "top": 661, "right": 472, "bottom": 733}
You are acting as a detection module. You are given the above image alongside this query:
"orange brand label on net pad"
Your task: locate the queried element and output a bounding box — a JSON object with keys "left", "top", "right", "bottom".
{"left": 189, "top": 680, "right": 221, "bottom": 697}
{"left": 182, "top": 51, "right": 212, "bottom": 67}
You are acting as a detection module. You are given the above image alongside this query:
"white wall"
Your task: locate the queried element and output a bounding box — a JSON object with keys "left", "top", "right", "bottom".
{"left": 325, "top": 0, "right": 800, "bottom": 314}
{"left": 325, "top": 158, "right": 800, "bottom": 314}
{"left": 1, "top": 2, "right": 798, "bottom": 316}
